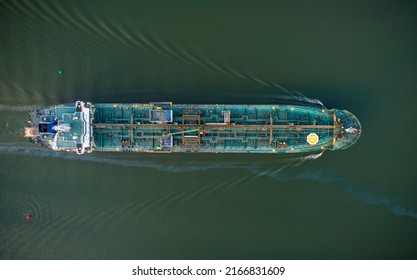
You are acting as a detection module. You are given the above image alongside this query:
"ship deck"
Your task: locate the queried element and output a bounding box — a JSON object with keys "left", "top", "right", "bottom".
{"left": 92, "top": 103, "right": 337, "bottom": 154}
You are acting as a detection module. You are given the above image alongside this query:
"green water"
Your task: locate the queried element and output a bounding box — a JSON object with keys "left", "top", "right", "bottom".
{"left": 1, "top": 0, "right": 416, "bottom": 259}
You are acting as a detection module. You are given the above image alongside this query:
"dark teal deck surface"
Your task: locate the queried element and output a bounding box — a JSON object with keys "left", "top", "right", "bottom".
{"left": 92, "top": 103, "right": 358, "bottom": 154}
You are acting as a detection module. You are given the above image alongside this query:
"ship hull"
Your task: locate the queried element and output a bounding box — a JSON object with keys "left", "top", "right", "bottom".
{"left": 25, "top": 101, "right": 361, "bottom": 155}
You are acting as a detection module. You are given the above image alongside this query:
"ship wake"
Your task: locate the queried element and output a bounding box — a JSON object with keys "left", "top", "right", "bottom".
{"left": 259, "top": 168, "right": 417, "bottom": 221}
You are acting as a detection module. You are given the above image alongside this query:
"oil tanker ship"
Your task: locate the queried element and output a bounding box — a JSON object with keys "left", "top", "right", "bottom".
{"left": 24, "top": 101, "right": 361, "bottom": 155}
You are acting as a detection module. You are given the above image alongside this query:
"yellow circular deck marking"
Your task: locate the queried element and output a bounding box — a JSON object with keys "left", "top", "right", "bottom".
{"left": 307, "top": 133, "right": 319, "bottom": 145}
